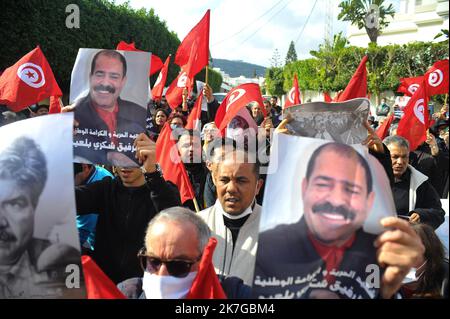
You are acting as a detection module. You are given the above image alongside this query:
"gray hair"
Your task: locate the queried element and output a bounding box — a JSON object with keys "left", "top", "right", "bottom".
{"left": 389, "top": 124, "right": 398, "bottom": 136}
{"left": 383, "top": 135, "right": 410, "bottom": 151}
{"left": 145, "top": 207, "right": 211, "bottom": 254}
{"left": 0, "top": 137, "right": 47, "bottom": 208}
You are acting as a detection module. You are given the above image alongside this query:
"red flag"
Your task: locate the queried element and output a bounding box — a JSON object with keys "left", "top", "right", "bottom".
{"left": 186, "top": 237, "right": 227, "bottom": 299}
{"left": 116, "top": 41, "right": 164, "bottom": 76}
{"left": 375, "top": 113, "right": 394, "bottom": 140}
{"left": 323, "top": 92, "right": 332, "bottom": 102}
{"left": 151, "top": 55, "right": 171, "bottom": 101}
{"left": 397, "top": 76, "right": 423, "bottom": 96}
{"left": 156, "top": 124, "right": 195, "bottom": 203}
{"left": 284, "top": 74, "right": 301, "bottom": 109}
{"left": 186, "top": 94, "right": 203, "bottom": 130}
{"left": 48, "top": 95, "right": 62, "bottom": 114}
{"left": 215, "top": 83, "right": 265, "bottom": 133}
{"left": 336, "top": 56, "right": 368, "bottom": 102}
{"left": 165, "top": 70, "right": 193, "bottom": 109}
{"left": 0, "top": 46, "right": 62, "bottom": 112}
{"left": 81, "top": 255, "right": 126, "bottom": 299}
{"left": 397, "top": 80, "right": 429, "bottom": 151}
{"left": 424, "top": 59, "right": 449, "bottom": 96}
{"left": 174, "top": 10, "right": 210, "bottom": 78}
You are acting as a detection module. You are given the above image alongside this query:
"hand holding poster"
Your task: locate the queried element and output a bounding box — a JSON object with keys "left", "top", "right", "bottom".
{"left": 70, "top": 49, "right": 150, "bottom": 166}
{"left": 253, "top": 133, "right": 396, "bottom": 299}
{"left": 0, "top": 113, "right": 85, "bottom": 298}
{"left": 283, "top": 98, "right": 370, "bottom": 144}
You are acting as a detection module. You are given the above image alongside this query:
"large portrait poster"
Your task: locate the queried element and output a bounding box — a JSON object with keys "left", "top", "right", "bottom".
{"left": 283, "top": 98, "right": 370, "bottom": 144}
{"left": 0, "top": 113, "right": 86, "bottom": 299}
{"left": 253, "top": 133, "right": 396, "bottom": 299}
{"left": 70, "top": 48, "right": 151, "bottom": 166}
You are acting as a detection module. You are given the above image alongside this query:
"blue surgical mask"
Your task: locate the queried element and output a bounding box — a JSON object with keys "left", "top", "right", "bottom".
{"left": 402, "top": 260, "right": 427, "bottom": 284}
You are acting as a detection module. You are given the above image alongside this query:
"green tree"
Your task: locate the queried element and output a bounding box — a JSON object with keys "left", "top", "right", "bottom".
{"left": 0, "top": 0, "right": 180, "bottom": 96}
{"left": 337, "top": 0, "right": 395, "bottom": 44}
{"left": 270, "top": 49, "right": 282, "bottom": 68}
{"left": 265, "top": 67, "right": 285, "bottom": 96}
{"left": 285, "top": 41, "right": 298, "bottom": 65}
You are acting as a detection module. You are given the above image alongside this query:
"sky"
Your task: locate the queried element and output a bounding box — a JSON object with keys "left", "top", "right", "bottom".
{"left": 114, "top": 0, "right": 399, "bottom": 68}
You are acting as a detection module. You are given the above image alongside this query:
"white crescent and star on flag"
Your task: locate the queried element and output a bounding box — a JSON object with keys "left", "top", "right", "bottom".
{"left": 225, "top": 88, "right": 246, "bottom": 112}
{"left": 408, "top": 84, "right": 419, "bottom": 95}
{"left": 288, "top": 87, "right": 296, "bottom": 103}
{"left": 413, "top": 98, "right": 425, "bottom": 124}
{"left": 428, "top": 69, "right": 443, "bottom": 87}
{"left": 17, "top": 62, "right": 46, "bottom": 88}
{"left": 177, "top": 71, "right": 188, "bottom": 88}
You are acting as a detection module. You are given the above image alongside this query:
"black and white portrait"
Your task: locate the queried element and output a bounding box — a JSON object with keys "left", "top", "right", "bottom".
{"left": 0, "top": 114, "right": 85, "bottom": 299}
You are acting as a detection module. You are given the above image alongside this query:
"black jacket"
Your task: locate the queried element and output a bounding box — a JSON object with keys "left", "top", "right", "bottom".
{"left": 411, "top": 143, "right": 449, "bottom": 198}
{"left": 75, "top": 175, "right": 181, "bottom": 283}
{"left": 183, "top": 163, "right": 208, "bottom": 211}
{"left": 392, "top": 169, "right": 445, "bottom": 229}
{"left": 74, "top": 95, "right": 147, "bottom": 166}
{"left": 253, "top": 218, "right": 381, "bottom": 299}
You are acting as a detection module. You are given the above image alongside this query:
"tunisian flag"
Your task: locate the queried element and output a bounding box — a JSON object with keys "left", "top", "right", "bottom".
{"left": 151, "top": 55, "right": 171, "bottom": 101}
{"left": 174, "top": 10, "right": 210, "bottom": 78}
{"left": 81, "top": 256, "right": 126, "bottom": 299}
{"left": 284, "top": 74, "right": 301, "bottom": 109}
{"left": 48, "top": 95, "right": 62, "bottom": 114}
{"left": 156, "top": 124, "right": 195, "bottom": 204}
{"left": 397, "top": 76, "right": 423, "bottom": 96}
{"left": 215, "top": 83, "right": 266, "bottom": 133}
{"left": 186, "top": 93, "right": 203, "bottom": 130}
{"left": 335, "top": 56, "right": 368, "bottom": 102}
{"left": 323, "top": 92, "right": 332, "bottom": 102}
{"left": 375, "top": 113, "right": 394, "bottom": 140}
{"left": 397, "top": 80, "right": 429, "bottom": 151}
{"left": 186, "top": 237, "right": 227, "bottom": 299}
{"left": 116, "top": 41, "right": 164, "bottom": 76}
{"left": 165, "top": 69, "right": 193, "bottom": 109}
{"left": 0, "top": 46, "right": 62, "bottom": 112}
{"left": 424, "top": 59, "right": 449, "bottom": 96}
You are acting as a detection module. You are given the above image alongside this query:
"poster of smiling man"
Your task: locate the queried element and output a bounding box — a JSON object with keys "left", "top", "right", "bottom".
{"left": 70, "top": 48, "right": 151, "bottom": 166}
{"left": 253, "top": 133, "right": 396, "bottom": 299}
{"left": 0, "top": 113, "right": 85, "bottom": 298}
{"left": 283, "top": 98, "right": 370, "bottom": 144}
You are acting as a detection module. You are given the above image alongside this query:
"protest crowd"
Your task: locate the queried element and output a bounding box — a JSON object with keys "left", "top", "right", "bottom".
{"left": 0, "top": 8, "right": 449, "bottom": 301}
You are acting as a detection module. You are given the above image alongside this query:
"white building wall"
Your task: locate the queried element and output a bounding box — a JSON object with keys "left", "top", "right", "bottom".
{"left": 347, "top": 0, "right": 449, "bottom": 47}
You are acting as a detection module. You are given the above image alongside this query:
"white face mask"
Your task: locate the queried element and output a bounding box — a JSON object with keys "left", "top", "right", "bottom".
{"left": 142, "top": 271, "right": 198, "bottom": 299}
{"left": 402, "top": 260, "right": 427, "bottom": 284}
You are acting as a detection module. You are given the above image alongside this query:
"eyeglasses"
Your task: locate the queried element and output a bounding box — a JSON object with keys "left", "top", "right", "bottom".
{"left": 137, "top": 248, "right": 201, "bottom": 278}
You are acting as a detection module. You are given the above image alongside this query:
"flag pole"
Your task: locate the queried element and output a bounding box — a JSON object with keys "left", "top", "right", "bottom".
{"left": 58, "top": 97, "right": 63, "bottom": 112}
{"left": 193, "top": 197, "right": 200, "bottom": 213}
{"left": 205, "top": 65, "right": 209, "bottom": 86}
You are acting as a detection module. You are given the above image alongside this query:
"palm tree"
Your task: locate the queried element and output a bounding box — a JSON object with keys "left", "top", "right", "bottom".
{"left": 338, "top": 0, "right": 395, "bottom": 44}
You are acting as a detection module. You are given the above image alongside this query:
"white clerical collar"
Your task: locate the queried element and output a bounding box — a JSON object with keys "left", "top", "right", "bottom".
{"left": 214, "top": 199, "right": 254, "bottom": 220}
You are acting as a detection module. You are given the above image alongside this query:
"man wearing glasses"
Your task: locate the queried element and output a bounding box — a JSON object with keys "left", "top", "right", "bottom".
{"left": 75, "top": 133, "right": 181, "bottom": 284}
{"left": 117, "top": 207, "right": 250, "bottom": 299}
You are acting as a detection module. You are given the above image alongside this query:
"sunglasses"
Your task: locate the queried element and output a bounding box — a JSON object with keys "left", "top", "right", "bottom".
{"left": 137, "top": 248, "right": 201, "bottom": 278}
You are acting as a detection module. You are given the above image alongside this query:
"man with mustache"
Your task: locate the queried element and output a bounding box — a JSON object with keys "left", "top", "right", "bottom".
{"left": 253, "top": 142, "right": 425, "bottom": 299}
{"left": 198, "top": 149, "right": 264, "bottom": 286}
{"left": 74, "top": 49, "right": 147, "bottom": 166}
{"left": 0, "top": 137, "right": 82, "bottom": 298}
{"left": 75, "top": 133, "right": 181, "bottom": 284}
